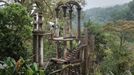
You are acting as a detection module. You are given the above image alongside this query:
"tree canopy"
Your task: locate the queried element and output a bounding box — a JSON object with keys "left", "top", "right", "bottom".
{"left": 0, "top": 4, "right": 32, "bottom": 60}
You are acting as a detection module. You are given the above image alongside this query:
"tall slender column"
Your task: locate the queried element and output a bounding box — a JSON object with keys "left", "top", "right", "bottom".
{"left": 38, "top": 12, "right": 44, "bottom": 67}
{"left": 38, "top": 34, "right": 44, "bottom": 67}
{"left": 33, "top": 14, "right": 39, "bottom": 63}
{"left": 32, "top": 12, "right": 44, "bottom": 67}
{"left": 69, "top": 8, "right": 73, "bottom": 49}
{"left": 77, "top": 7, "right": 81, "bottom": 39}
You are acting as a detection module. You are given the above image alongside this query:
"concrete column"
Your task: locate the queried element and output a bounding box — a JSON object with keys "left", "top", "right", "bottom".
{"left": 32, "top": 12, "right": 44, "bottom": 67}
{"left": 33, "top": 14, "right": 39, "bottom": 63}
{"left": 38, "top": 34, "right": 44, "bottom": 67}
{"left": 77, "top": 8, "right": 81, "bottom": 39}
{"left": 38, "top": 12, "right": 44, "bottom": 67}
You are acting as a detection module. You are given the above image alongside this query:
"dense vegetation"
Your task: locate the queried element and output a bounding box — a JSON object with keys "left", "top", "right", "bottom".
{"left": 85, "top": 20, "right": 134, "bottom": 75}
{"left": 0, "top": 0, "right": 134, "bottom": 75}
{"left": 83, "top": 0, "right": 134, "bottom": 74}
{"left": 0, "top": 4, "right": 32, "bottom": 60}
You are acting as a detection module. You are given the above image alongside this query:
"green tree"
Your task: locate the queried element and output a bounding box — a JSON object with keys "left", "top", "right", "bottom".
{"left": 84, "top": 20, "right": 107, "bottom": 64}
{"left": 0, "top": 4, "right": 32, "bottom": 60}
{"left": 128, "top": 0, "right": 134, "bottom": 20}
{"left": 101, "top": 21, "right": 134, "bottom": 75}
{"left": 84, "top": 20, "right": 107, "bottom": 75}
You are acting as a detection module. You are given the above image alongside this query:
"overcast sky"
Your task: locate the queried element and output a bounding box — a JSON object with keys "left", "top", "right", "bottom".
{"left": 83, "top": 0, "right": 132, "bottom": 10}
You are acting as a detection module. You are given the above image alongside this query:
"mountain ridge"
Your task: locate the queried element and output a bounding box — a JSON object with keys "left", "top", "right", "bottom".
{"left": 83, "top": 3, "right": 129, "bottom": 24}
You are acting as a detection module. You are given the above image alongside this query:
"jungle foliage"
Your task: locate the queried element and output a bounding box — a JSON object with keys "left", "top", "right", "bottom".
{"left": 0, "top": 0, "right": 134, "bottom": 75}
{"left": 0, "top": 4, "right": 32, "bottom": 60}
{"left": 0, "top": 57, "right": 45, "bottom": 75}
{"left": 84, "top": 1, "right": 134, "bottom": 73}
{"left": 84, "top": 20, "right": 134, "bottom": 75}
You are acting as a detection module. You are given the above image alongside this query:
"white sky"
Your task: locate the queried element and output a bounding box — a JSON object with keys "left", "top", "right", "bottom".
{"left": 84, "top": 0, "right": 133, "bottom": 10}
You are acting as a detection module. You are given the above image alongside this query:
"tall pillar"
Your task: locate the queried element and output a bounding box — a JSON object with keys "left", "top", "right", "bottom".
{"left": 69, "top": 8, "right": 73, "bottom": 49}
{"left": 38, "top": 34, "right": 44, "bottom": 67}
{"left": 32, "top": 12, "right": 44, "bottom": 67}
{"left": 38, "top": 12, "right": 44, "bottom": 67}
{"left": 77, "top": 7, "right": 81, "bottom": 39}
{"left": 33, "top": 14, "right": 39, "bottom": 63}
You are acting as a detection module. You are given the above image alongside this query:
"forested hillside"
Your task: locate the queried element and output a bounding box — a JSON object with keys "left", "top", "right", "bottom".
{"left": 83, "top": 2, "right": 133, "bottom": 24}
{"left": 82, "top": 0, "right": 134, "bottom": 74}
